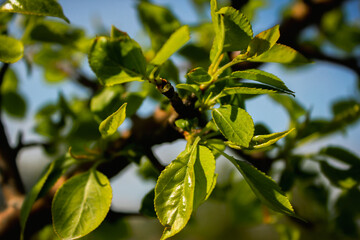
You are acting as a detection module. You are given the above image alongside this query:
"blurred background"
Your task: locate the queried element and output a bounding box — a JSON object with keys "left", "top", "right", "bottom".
{"left": 1, "top": 0, "right": 360, "bottom": 239}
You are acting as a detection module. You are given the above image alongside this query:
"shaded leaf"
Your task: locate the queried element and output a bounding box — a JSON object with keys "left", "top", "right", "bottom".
{"left": 2, "top": 91, "right": 26, "bottom": 118}
{"left": 320, "top": 160, "right": 359, "bottom": 189}
{"left": 0, "top": 35, "right": 23, "bottom": 63}
{"left": 151, "top": 25, "right": 190, "bottom": 66}
{"left": 212, "top": 105, "right": 254, "bottom": 148}
{"left": 320, "top": 146, "right": 360, "bottom": 167}
{"left": 0, "top": 0, "right": 69, "bottom": 23}
{"left": 52, "top": 170, "right": 112, "bottom": 239}
{"left": 99, "top": 103, "right": 127, "bottom": 138}
{"left": 217, "top": 7, "right": 253, "bottom": 52}
{"left": 186, "top": 67, "right": 211, "bottom": 84}
{"left": 247, "top": 25, "right": 280, "bottom": 58}
{"left": 140, "top": 188, "right": 156, "bottom": 218}
{"left": 89, "top": 35, "right": 147, "bottom": 86}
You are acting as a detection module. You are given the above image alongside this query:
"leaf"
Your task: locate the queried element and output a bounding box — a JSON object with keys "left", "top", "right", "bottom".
{"left": 88, "top": 35, "right": 147, "bottom": 86}
{"left": 231, "top": 69, "right": 293, "bottom": 94}
{"left": 99, "top": 102, "right": 127, "bottom": 138}
{"left": 227, "top": 128, "right": 294, "bottom": 150}
{"left": 320, "top": 161, "right": 359, "bottom": 189}
{"left": 137, "top": 2, "right": 180, "bottom": 51}
{"left": 212, "top": 105, "right": 254, "bottom": 148}
{"left": 151, "top": 25, "right": 190, "bottom": 66}
{"left": 248, "top": 43, "right": 310, "bottom": 64}
{"left": 217, "top": 7, "right": 253, "bottom": 52}
{"left": 28, "top": 20, "right": 84, "bottom": 45}
{"left": 0, "top": 35, "right": 23, "bottom": 63}
{"left": 186, "top": 67, "right": 212, "bottom": 84}
{"left": 176, "top": 83, "right": 201, "bottom": 99}
{"left": 2, "top": 91, "right": 26, "bottom": 118}
{"left": 247, "top": 25, "right": 280, "bottom": 58}
{"left": 52, "top": 170, "right": 112, "bottom": 239}
{"left": 140, "top": 189, "right": 156, "bottom": 218}
{"left": 20, "top": 155, "right": 76, "bottom": 240}
{"left": 270, "top": 94, "right": 306, "bottom": 121}
{"left": 155, "top": 139, "right": 200, "bottom": 240}
{"left": 219, "top": 83, "right": 285, "bottom": 97}
{"left": 205, "top": 138, "right": 226, "bottom": 158}
{"left": 0, "top": 0, "right": 69, "bottom": 23}
{"left": 320, "top": 146, "right": 360, "bottom": 167}
{"left": 1, "top": 68, "right": 18, "bottom": 93}
{"left": 209, "top": 0, "right": 225, "bottom": 64}
{"left": 229, "top": 155, "right": 296, "bottom": 217}
{"left": 193, "top": 145, "right": 216, "bottom": 210}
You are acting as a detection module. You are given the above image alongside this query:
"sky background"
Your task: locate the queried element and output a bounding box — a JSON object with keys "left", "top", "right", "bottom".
{"left": 4, "top": 0, "right": 360, "bottom": 212}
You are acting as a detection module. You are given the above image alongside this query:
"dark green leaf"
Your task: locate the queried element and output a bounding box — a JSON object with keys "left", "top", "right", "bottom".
{"left": 320, "top": 146, "right": 360, "bottom": 167}
{"left": 320, "top": 161, "right": 359, "bottom": 189}
{"left": 228, "top": 155, "right": 296, "bottom": 217}
{"left": 140, "top": 189, "right": 156, "bottom": 218}
{"left": 52, "top": 170, "right": 112, "bottom": 239}
{"left": 2, "top": 91, "right": 26, "bottom": 118}
{"left": 0, "top": 35, "right": 23, "bottom": 63}
{"left": 89, "top": 35, "right": 147, "bottom": 86}
{"left": 212, "top": 105, "right": 254, "bottom": 148}
{"left": 0, "top": 0, "right": 69, "bottom": 23}
{"left": 231, "top": 69, "right": 293, "bottom": 94}
{"left": 99, "top": 102, "right": 127, "bottom": 138}
{"left": 217, "top": 7, "right": 253, "bottom": 52}
{"left": 151, "top": 25, "right": 190, "bottom": 66}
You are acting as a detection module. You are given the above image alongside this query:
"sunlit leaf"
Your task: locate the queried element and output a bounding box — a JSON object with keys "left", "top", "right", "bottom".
{"left": 0, "top": 0, "right": 69, "bottom": 23}
{"left": 231, "top": 69, "right": 293, "bottom": 94}
{"left": 247, "top": 25, "right": 280, "bottom": 58}
{"left": 186, "top": 67, "right": 212, "bottom": 84}
{"left": 248, "top": 43, "right": 310, "bottom": 64}
{"left": 0, "top": 35, "right": 23, "bottom": 63}
{"left": 151, "top": 25, "right": 190, "bottom": 66}
{"left": 212, "top": 105, "right": 254, "bottom": 147}
{"left": 52, "top": 170, "right": 112, "bottom": 239}
{"left": 99, "top": 102, "right": 127, "bottom": 138}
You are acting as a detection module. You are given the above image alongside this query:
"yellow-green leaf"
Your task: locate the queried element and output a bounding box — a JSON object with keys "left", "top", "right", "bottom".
{"left": 99, "top": 103, "right": 127, "bottom": 138}
{"left": 0, "top": 35, "right": 23, "bottom": 63}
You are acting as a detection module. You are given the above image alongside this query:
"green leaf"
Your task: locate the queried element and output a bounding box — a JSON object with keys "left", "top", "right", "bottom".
{"left": 1, "top": 68, "right": 18, "bottom": 93}
{"left": 151, "top": 25, "right": 190, "bottom": 66}
{"left": 99, "top": 102, "right": 127, "bottom": 138}
{"left": 176, "top": 83, "right": 201, "bottom": 99}
{"left": 227, "top": 128, "right": 294, "bottom": 150}
{"left": 320, "top": 146, "right": 360, "bottom": 167}
{"left": 137, "top": 2, "right": 180, "bottom": 51}
{"left": 218, "top": 83, "right": 287, "bottom": 98}
{"left": 212, "top": 105, "right": 254, "bottom": 148}
{"left": 247, "top": 25, "right": 280, "bottom": 58}
{"left": 209, "top": 0, "right": 225, "bottom": 63}
{"left": 52, "top": 170, "right": 112, "bottom": 239}
{"left": 2, "top": 91, "right": 26, "bottom": 118}
{"left": 0, "top": 35, "right": 23, "bottom": 63}
{"left": 227, "top": 155, "right": 296, "bottom": 217}
{"left": 320, "top": 161, "right": 359, "bottom": 189}
{"left": 217, "top": 7, "right": 253, "bottom": 52}
{"left": 155, "top": 139, "right": 200, "bottom": 240}
{"left": 0, "top": 0, "right": 69, "bottom": 23}
{"left": 140, "top": 188, "right": 156, "bottom": 218}
{"left": 193, "top": 145, "right": 216, "bottom": 210}
{"left": 270, "top": 94, "right": 306, "bottom": 122}
{"left": 28, "top": 20, "right": 84, "bottom": 45}
{"left": 248, "top": 43, "right": 310, "bottom": 64}
{"left": 186, "top": 67, "right": 212, "bottom": 84}
{"left": 88, "top": 35, "right": 147, "bottom": 86}
{"left": 205, "top": 138, "right": 226, "bottom": 158}
{"left": 231, "top": 69, "right": 293, "bottom": 94}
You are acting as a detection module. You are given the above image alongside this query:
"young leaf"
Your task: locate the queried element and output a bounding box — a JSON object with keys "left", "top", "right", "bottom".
{"left": 99, "top": 102, "right": 127, "bottom": 138}
{"left": 193, "top": 145, "right": 216, "bottom": 209}
{"left": 247, "top": 25, "right": 280, "bottom": 58}
{"left": 0, "top": 0, "right": 69, "bottom": 23}
{"left": 52, "top": 170, "right": 112, "bottom": 239}
{"left": 217, "top": 7, "right": 253, "bottom": 52}
{"left": 227, "top": 128, "right": 295, "bottom": 150}
{"left": 0, "top": 35, "right": 23, "bottom": 63}
{"left": 231, "top": 69, "right": 293, "bottom": 95}
{"left": 151, "top": 25, "right": 190, "bottom": 66}
{"left": 248, "top": 43, "right": 310, "bottom": 64}
{"left": 212, "top": 105, "right": 254, "bottom": 148}
{"left": 88, "top": 35, "right": 147, "bottom": 86}
{"left": 155, "top": 138, "right": 201, "bottom": 239}
{"left": 225, "top": 154, "right": 296, "bottom": 217}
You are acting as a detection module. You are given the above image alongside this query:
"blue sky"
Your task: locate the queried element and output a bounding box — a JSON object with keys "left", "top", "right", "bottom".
{"left": 6, "top": 0, "right": 360, "bottom": 211}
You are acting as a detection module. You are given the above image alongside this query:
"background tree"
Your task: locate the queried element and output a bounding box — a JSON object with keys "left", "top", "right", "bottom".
{"left": 0, "top": 0, "right": 359, "bottom": 239}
